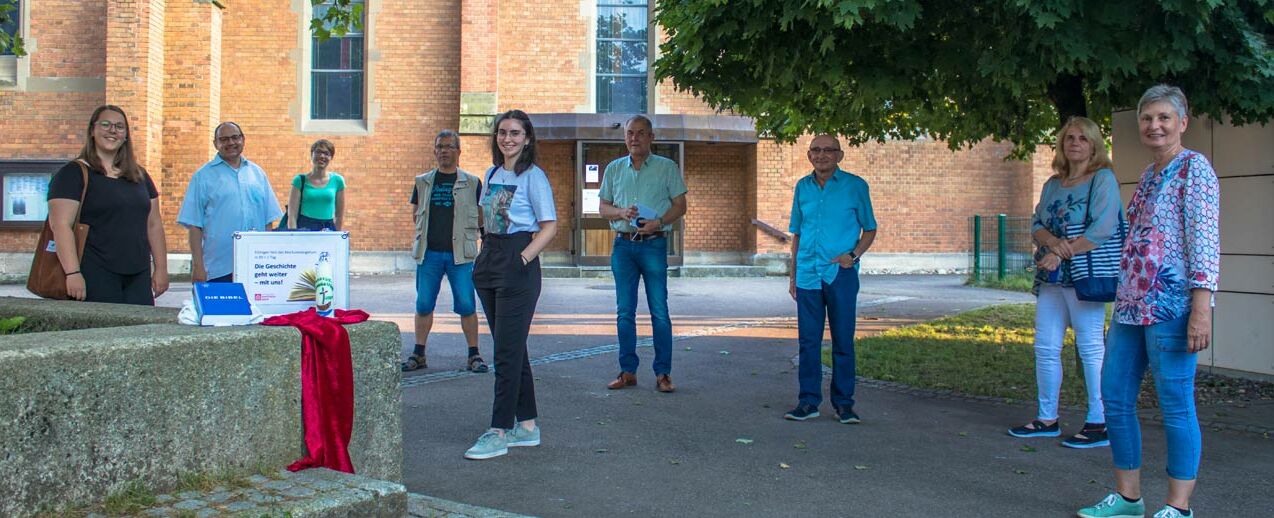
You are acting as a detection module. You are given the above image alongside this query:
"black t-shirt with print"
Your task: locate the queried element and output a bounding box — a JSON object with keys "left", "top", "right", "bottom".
{"left": 410, "top": 172, "right": 481, "bottom": 252}
{"left": 47, "top": 161, "right": 159, "bottom": 274}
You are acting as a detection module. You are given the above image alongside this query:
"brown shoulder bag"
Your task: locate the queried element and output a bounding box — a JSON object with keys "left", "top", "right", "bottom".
{"left": 27, "top": 161, "right": 91, "bottom": 299}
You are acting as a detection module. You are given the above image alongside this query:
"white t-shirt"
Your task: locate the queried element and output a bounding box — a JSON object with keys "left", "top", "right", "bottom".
{"left": 480, "top": 164, "right": 557, "bottom": 234}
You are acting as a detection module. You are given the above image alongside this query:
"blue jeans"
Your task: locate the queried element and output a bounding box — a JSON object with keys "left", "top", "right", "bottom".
{"left": 795, "top": 266, "right": 859, "bottom": 409}
{"left": 1102, "top": 315, "right": 1201, "bottom": 480}
{"left": 414, "top": 250, "right": 476, "bottom": 316}
{"left": 612, "top": 235, "right": 672, "bottom": 375}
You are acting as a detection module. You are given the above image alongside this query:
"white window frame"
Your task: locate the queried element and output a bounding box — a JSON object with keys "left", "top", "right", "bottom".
{"left": 295, "top": 0, "right": 378, "bottom": 134}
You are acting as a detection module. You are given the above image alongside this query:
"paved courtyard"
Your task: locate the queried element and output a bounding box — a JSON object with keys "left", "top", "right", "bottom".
{"left": 3, "top": 275, "right": 1269, "bottom": 516}
{"left": 374, "top": 275, "right": 1273, "bottom": 517}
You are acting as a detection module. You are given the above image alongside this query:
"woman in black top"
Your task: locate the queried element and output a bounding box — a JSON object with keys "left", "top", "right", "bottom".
{"left": 47, "top": 105, "right": 168, "bottom": 305}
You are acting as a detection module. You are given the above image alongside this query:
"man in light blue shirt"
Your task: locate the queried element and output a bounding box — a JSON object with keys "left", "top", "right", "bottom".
{"left": 177, "top": 122, "right": 283, "bottom": 282}
{"left": 598, "top": 115, "right": 688, "bottom": 393}
{"left": 785, "top": 135, "right": 878, "bottom": 424}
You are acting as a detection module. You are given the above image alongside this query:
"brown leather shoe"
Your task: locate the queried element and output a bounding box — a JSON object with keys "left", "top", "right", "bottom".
{"left": 607, "top": 372, "right": 637, "bottom": 390}
{"left": 656, "top": 374, "right": 676, "bottom": 393}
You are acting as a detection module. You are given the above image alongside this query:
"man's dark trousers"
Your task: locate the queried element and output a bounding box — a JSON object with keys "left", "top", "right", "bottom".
{"left": 795, "top": 266, "right": 859, "bottom": 409}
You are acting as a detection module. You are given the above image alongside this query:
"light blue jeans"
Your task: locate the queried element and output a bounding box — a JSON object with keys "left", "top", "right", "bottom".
{"left": 612, "top": 235, "right": 672, "bottom": 376}
{"left": 1102, "top": 314, "right": 1201, "bottom": 480}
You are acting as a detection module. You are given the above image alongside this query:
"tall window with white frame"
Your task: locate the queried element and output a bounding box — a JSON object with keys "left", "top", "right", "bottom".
{"left": 311, "top": 0, "right": 365, "bottom": 120}
{"left": 596, "top": 0, "right": 648, "bottom": 113}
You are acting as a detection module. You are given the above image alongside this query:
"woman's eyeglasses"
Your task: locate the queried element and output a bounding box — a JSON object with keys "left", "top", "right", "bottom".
{"left": 96, "top": 121, "right": 128, "bottom": 133}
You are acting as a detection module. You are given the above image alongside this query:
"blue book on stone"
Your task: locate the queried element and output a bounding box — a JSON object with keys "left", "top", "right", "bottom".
{"left": 192, "top": 282, "right": 254, "bottom": 326}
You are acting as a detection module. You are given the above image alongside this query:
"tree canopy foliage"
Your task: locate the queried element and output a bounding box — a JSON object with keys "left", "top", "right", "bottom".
{"left": 654, "top": 0, "right": 1274, "bottom": 156}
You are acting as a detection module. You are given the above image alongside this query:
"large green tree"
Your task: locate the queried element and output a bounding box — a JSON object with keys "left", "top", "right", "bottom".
{"left": 654, "top": 0, "right": 1274, "bottom": 156}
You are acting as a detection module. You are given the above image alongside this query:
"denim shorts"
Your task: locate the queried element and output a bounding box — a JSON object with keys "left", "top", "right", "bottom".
{"left": 415, "top": 250, "right": 477, "bottom": 316}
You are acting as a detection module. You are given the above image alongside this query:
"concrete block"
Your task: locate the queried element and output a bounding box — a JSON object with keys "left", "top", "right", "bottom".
{"left": 0, "top": 297, "right": 403, "bottom": 516}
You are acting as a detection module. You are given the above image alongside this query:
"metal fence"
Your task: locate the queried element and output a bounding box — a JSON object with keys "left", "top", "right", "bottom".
{"left": 968, "top": 214, "right": 1035, "bottom": 281}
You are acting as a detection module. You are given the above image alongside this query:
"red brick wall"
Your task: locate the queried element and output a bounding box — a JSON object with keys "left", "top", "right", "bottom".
{"left": 752, "top": 139, "right": 795, "bottom": 254}
{"left": 494, "top": 1, "right": 588, "bottom": 112}
{"left": 460, "top": 0, "right": 498, "bottom": 93}
{"left": 105, "top": 0, "right": 165, "bottom": 174}
{"left": 0, "top": 1, "right": 107, "bottom": 252}
{"left": 683, "top": 143, "right": 749, "bottom": 252}
{"left": 186, "top": 0, "right": 462, "bottom": 253}
{"left": 27, "top": 0, "right": 107, "bottom": 78}
{"left": 753, "top": 137, "right": 1044, "bottom": 255}
{"left": 0, "top": 0, "right": 1057, "bottom": 266}
{"left": 160, "top": 0, "right": 221, "bottom": 252}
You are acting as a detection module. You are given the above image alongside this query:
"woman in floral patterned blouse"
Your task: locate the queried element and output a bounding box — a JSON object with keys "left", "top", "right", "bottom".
{"left": 1078, "top": 85, "right": 1220, "bottom": 518}
{"left": 1009, "top": 116, "right": 1121, "bottom": 449}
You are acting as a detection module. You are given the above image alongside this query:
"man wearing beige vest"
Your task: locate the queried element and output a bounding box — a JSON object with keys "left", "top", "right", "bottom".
{"left": 403, "top": 130, "right": 486, "bottom": 373}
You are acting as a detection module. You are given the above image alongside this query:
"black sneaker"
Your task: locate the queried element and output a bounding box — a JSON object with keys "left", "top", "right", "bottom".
{"left": 1007, "top": 420, "right": 1060, "bottom": 438}
{"left": 784, "top": 404, "right": 820, "bottom": 421}
{"left": 1062, "top": 423, "right": 1110, "bottom": 449}
{"left": 835, "top": 407, "right": 861, "bottom": 424}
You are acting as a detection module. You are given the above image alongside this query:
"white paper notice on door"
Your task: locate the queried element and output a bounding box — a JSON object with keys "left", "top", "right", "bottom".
{"left": 582, "top": 189, "right": 601, "bottom": 214}
{"left": 585, "top": 164, "right": 599, "bottom": 183}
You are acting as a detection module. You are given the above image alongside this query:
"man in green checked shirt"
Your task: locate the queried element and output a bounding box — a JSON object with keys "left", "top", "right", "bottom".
{"left": 598, "top": 115, "right": 688, "bottom": 394}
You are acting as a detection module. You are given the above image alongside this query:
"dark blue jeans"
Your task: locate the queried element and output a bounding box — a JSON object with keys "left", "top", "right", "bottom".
{"left": 611, "top": 235, "right": 673, "bottom": 375}
{"left": 795, "top": 266, "right": 859, "bottom": 409}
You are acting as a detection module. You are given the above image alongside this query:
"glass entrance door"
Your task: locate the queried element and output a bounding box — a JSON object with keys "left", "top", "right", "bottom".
{"left": 576, "top": 141, "right": 683, "bottom": 266}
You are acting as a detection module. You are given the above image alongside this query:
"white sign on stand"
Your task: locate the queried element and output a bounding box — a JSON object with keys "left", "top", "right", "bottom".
{"left": 232, "top": 231, "right": 350, "bottom": 316}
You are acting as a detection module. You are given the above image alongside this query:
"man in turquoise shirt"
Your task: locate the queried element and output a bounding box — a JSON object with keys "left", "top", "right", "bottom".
{"left": 785, "top": 135, "right": 878, "bottom": 423}
{"left": 598, "top": 115, "right": 688, "bottom": 393}
{"left": 177, "top": 122, "right": 283, "bottom": 282}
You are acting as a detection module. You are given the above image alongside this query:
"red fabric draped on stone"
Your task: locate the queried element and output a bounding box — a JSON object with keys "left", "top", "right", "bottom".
{"left": 262, "top": 308, "right": 369, "bottom": 474}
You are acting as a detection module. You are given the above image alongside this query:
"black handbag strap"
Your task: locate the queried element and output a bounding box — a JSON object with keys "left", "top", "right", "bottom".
{"left": 72, "top": 160, "right": 91, "bottom": 225}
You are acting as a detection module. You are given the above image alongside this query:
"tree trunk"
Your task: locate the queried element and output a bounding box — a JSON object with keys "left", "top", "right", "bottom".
{"left": 1047, "top": 74, "right": 1087, "bottom": 127}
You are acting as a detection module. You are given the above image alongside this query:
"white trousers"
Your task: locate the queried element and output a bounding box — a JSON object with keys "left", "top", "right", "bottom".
{"left": 1034, "top": 284, "right": 1107, "bottom": 424}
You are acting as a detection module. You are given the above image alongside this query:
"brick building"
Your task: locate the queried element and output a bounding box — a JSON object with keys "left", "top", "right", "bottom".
{"left": 0, "top": 0, "right": 1052, "bottom": 276}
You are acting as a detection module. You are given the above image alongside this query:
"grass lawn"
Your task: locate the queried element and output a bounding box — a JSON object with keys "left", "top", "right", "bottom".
{"left": 832, "top": 303, "right": 1274, "bottom": 409}
{"left": 829, "top": 303, "right": 1095, "bottom": 407}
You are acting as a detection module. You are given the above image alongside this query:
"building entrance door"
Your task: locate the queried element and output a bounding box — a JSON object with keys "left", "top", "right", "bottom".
{"left": 575, "top": 141, "right": 683, "bottom": 266}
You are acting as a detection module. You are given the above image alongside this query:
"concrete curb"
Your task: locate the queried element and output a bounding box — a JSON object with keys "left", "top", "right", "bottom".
{"left": 408, "top": 493, "right": 536, "bottom": 517}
